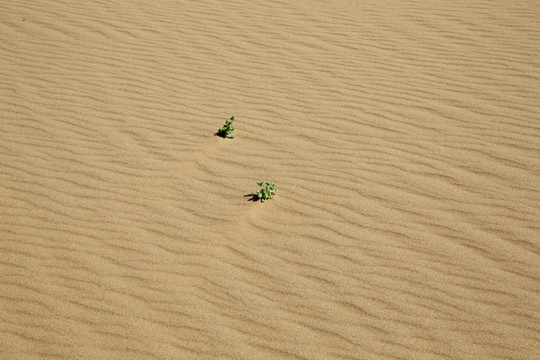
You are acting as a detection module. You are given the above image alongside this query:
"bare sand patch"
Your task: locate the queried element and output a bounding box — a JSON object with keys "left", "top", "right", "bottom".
{"left": 1, "top": 1, "right": 539, "bottom": 359}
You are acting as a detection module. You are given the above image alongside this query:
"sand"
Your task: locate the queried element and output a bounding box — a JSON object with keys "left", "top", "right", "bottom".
{"left": 1, "top": 0, "right": 539, "bottom": 359}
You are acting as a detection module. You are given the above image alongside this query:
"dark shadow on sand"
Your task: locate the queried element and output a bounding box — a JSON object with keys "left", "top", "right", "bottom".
{"left": 243, "top": 193, "right": 259, "bottom": 202}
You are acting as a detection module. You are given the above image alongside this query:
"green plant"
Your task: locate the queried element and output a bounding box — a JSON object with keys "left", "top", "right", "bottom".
{"left": 256, "top": 181, "right": 276, "bottom": 202}
{"left": 217, "top": 115, "right": 235, "bottom": 139}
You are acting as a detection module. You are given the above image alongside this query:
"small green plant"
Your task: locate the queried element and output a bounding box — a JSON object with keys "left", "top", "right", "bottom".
{"left": 217, "top": 115, "right": 235, "bottom": 139}
{"left": 256, "top": 181, "right": 276, "bottom": 202}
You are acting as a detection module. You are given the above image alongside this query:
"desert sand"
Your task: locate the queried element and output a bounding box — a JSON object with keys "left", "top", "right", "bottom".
{"left": 1, "top": 0, "right": 539, "bottom": 359}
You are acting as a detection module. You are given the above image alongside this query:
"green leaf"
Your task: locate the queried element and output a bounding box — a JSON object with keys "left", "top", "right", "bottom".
{"left": 217, "top": 116, "right": 235, "bottom": 138}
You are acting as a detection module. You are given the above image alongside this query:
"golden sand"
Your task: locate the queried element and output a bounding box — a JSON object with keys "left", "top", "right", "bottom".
{"left": 1, "top": 1, "right": 539, "bottom": 359}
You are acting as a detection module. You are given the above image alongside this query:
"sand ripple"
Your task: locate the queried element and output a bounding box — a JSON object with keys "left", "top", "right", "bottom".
{"left": 1, "top": 0, "right": 539, "bottom": 359}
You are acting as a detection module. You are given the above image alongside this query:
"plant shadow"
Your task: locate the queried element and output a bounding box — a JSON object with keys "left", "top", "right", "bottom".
{"left": 214, "top": 132, "right": 233, "bottom": 139}
{"left": 243, "top": 193, "right": 259, "bottom": 202}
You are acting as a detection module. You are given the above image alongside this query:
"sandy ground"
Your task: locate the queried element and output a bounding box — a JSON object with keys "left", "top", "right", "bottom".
{"left": 1, "top": 1, "right": 539, "bottom": 359}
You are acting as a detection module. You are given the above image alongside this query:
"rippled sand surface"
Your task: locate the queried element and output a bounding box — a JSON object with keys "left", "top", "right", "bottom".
{"left": 1, "top": 1, "right": 539, "bottom": 359}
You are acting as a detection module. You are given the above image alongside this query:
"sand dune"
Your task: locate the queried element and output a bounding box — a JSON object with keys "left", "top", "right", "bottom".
{"left": 1, "top": 0, "right": 539, "bottom": 359}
